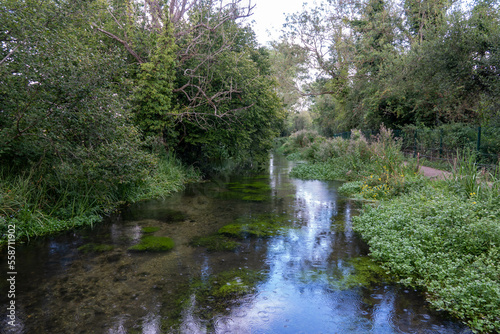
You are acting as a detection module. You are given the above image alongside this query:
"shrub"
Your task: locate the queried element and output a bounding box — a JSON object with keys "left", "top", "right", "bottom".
{"left": 353, "top": 185, "right": 500, "bottom": 333}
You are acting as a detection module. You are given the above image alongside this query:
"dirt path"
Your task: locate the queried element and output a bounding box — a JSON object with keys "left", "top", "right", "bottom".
{"left": 419, "top": 165, "right": 451, "bottom": 180}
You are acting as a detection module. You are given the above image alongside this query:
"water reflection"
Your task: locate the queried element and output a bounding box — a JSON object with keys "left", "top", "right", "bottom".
{"left": 0, "top": 154, "right": 471, "bottom": 334}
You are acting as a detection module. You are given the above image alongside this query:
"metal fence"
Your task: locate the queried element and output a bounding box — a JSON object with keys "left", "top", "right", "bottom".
{"left": 332, "top": 126, "right": 500, "bottom": 168}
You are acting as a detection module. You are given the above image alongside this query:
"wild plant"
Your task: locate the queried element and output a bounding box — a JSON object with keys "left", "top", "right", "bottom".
{"left": 447, "top": 149, "right": 482, "bottom": 198}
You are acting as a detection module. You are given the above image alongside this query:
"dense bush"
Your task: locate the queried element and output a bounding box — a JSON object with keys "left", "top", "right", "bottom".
{"left": 285, "top": 127, "right": 418, "bottom": 200}
{"left": 353, "top": 184, "right": 500, "bottom": 333}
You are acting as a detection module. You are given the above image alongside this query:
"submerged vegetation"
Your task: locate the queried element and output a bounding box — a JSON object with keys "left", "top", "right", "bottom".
{"left": 218, "top": 180, "right": 272, "bottom": 202}
{"left": 278, "top": 127, "right": 500, "bottom": 333}
{"left": 161, "top": 268, "right": 266, "bottom": 331}
{"left": 77, "top": 243, "right": 115, "bottom": 254}
{"left": 190, "top": 214, "right": 289, "bottom": 252}
{"left": 128, "top": 236, "right": 175, "bottom": 252}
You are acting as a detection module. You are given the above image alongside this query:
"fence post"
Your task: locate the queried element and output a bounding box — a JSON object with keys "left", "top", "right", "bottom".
{"left": 413, "top": 129, "right": 417, "bottom": 158}
{"left": 477, "top": 126, "right": 481, "bottom": 153}
{"left": 439, "top": 129, "right": 443, "bottom": 158}
{"left": 476, "top": 126, "right": 482, "bottom": 163}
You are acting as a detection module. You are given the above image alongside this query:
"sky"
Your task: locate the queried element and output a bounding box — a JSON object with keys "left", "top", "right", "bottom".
{"left": 245, "top": 0, "right": 309, "bottom": 45}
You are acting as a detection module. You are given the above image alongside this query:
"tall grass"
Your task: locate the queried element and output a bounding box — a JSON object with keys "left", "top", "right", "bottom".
{"left": 0, "top": 153, "right": 200, "bottom": 244}
{"left": 446, "top": 149, "right": 500, "bottom": 205}
{"left": 129, "top": 152, "right": 200, "bottom": 202}
{"left": 282, "top": 126, "right": 419, "bottom": 199}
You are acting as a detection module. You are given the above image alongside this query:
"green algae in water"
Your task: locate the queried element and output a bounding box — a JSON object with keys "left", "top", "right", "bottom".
{"left": 218, "top": 221, "right": 278, "bottom": 238}
{"left": 194, "top": 268, "right": 265, "bottom": 317}
{"left": 298, "top": 257, "right": 391, "bottom": 290}
{"left": 219, "top": 180, "right": 272, "bottom": 202}
{"left": 141, "top": 226, "right": 160, "bottom": 233}
{"left": 218, "top": 214, "right": 286, "bottom": 239}
{"left": 331, "top": 257, "right": 391, "bottom": 289}
{"left": 128, "top": 236, "right": 174, "bottom": 252}
{"left": 160, "top": 269, "right": 266, "bottom": 331}
{"left": 241, "top": 194, "right": 269, "bottom": 202}
{"left": 77, "top": 243, "right": 115, "bottom": 253}
{"left": 189, "top": 235, "right": 240, "bottom": 252}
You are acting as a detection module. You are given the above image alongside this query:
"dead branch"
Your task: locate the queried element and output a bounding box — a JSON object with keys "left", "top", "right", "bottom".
{"left": 0, "top": 46, "right": 19, "bottom": 66}
{"left": 91, "top": 25, "right": 145, "bottom": 64}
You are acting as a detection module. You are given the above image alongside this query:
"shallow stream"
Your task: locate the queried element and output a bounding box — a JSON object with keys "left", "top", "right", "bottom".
{"left": 1, "top": 155, "right": 471, "bottom": 333}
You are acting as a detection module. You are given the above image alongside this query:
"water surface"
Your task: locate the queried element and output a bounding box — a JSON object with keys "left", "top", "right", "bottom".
{"left": 0, "top": 155, "right": 471, "bottom": 333}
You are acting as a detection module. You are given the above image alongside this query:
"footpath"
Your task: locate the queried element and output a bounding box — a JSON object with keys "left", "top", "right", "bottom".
{"left": 419, "top": 165, "right": 451, "bottom": 180}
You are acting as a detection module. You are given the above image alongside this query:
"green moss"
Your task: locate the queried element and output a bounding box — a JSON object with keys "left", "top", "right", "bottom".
{"left": 128, "top": 236, "right": 175, "bottom": 252}
{"left": 218, "top": 215, "right": 285, "bottom": 239}
{"left": 141, "top": 226, "right": 160, "bottom": 233}
{"left": 189, "top": 235, "right": 240, "bottom": 252}
{"left": 77, "top": 243, "right": 115, "bottom": 253}
{"left": 218, "top": 180, "right": 272, "bottom": 202}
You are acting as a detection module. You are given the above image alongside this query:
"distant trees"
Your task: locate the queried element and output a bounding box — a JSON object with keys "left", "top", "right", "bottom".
{"left": 274, "top": 0, "right": 500, "bottom": 134}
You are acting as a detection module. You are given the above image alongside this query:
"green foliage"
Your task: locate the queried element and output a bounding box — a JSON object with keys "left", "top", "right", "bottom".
{"left": 353, "top": 184, "right": 500, "bottom": 333}
{"left": 132, "top": 20, "right": 177, "bottom": 139}
{"left": 128, "top": 236, "right": 175, "bottom": 252}
{"left": 285, "top": 127, "right": 418, "bottom": 199}
{"left": 165, "top": 8, "right": 284, "bottom": 173}
{"left": 280, "top": 0, "right": 500, "bottom": 132}
{"left": 338, "top": 181, "right": 365, "bottom": 197}
{"left": 0, "top": 153, "right": 198, "bottom": 245}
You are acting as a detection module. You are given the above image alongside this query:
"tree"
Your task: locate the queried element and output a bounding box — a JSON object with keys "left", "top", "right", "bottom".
{"left": 403, "top": 0, "right": 451, "bottom": 43}
{"left": 280, "top": 0, "right": 500, "bottom": 131}
{"left": 0, "top": 0, "right": 156, "bottom": 201}
{"left": 167, "top": 17, "right": 285, "bottom": 170}
{"left": 92, "top": 0, "right": 256, "bottom": 124}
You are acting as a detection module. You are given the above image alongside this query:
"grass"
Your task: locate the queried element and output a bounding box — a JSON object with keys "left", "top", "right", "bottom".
{"left": 0, "top": 154, "right": 200, "bottom": 246}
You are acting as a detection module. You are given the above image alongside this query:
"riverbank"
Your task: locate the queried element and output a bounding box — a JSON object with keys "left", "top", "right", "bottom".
{"left": 277, "top": 128, "right": 500, "bottom": 333}
{"left": 0, "top": 154, "right": 200, "bottom": 246}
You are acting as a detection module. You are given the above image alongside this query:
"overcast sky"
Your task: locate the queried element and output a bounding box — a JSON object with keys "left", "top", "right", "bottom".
{"left": 246, "top": 0, "right": 309, "bottom": 45}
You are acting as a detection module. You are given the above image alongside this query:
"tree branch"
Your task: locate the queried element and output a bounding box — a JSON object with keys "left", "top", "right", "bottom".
{"left": 0, "top": 46, "right": 19, "bottom": 66}
{"left": 91, "top": 24, "right": 145, "bottom": 64}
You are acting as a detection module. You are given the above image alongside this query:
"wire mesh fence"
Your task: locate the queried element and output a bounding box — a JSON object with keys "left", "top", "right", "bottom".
{"left": 332, "top": 126, "right": 500, "bottom": 169}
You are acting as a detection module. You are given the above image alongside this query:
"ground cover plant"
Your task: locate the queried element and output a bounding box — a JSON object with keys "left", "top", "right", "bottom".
{"left": 353, "top": 181, "right": 500, "bottom": 333}
{"left": 279, "top": 127, "right": 500, "bottom": 333}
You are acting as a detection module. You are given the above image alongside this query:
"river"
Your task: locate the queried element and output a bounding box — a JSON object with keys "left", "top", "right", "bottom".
{"left": 0, "top": 154, "right": 471, "bottom": 333}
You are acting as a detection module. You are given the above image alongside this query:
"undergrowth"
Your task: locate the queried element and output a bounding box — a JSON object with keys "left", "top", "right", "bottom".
{"left": 279, "top": 127, "right": 500, "bottom": 333}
